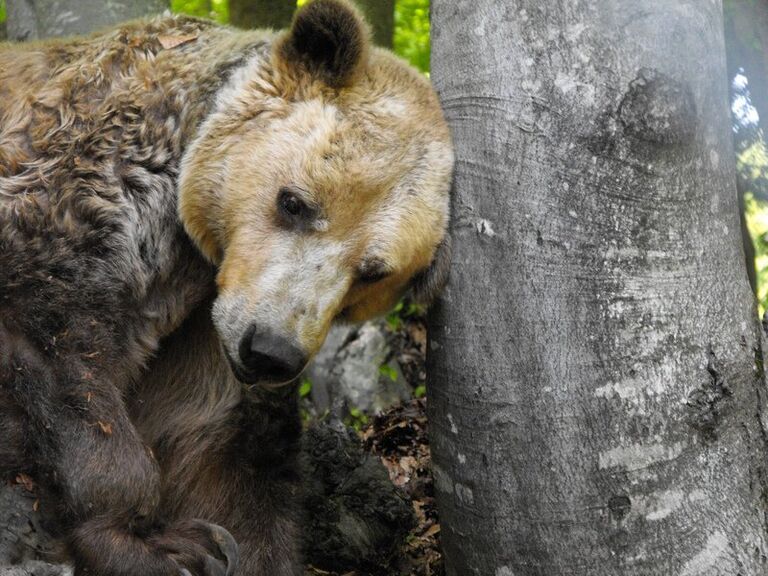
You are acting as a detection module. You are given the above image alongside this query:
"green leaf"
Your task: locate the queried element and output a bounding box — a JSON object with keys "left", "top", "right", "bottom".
{"left": 386, "top": 312, "right": 402, "bottom": 330}
{"left": 344, "top": 406, "right": 369, "bottom": 431}
{"left": 299, "top": 378, "right": 312, "bottom": 398}
{"left": 379, "top": 363, "right": 398, "bottom": 382}
{"left": 404, "top": 301, "right": 424, "bottom": 317}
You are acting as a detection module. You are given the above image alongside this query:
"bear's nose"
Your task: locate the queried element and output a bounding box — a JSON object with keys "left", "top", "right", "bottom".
{"left": 238, "top": 324, "right": 307, "bottom": 383}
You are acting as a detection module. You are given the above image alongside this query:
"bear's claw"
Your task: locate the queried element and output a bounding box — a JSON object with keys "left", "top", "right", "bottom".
{"left": 208, "top": 523, "right": 239, "bottom": 576}
{"left": 165, "top": 519, "right": 239, "bottom": 576}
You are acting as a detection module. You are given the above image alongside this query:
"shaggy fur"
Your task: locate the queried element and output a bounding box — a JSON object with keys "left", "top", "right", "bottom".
{"left": 0, "top": 1, "right": 453, "bottom": 575}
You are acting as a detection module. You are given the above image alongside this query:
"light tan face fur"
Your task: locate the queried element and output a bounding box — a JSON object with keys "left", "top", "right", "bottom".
{"left": 179, "top": 1, "right": 453, "bottom": 383}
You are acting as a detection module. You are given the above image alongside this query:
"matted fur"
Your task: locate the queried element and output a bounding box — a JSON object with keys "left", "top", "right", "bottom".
{"left": 0, "top": 1, "right": 453, "bottom": 574}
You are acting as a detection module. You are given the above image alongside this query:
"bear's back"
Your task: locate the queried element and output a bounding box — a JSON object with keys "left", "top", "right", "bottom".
{"left": 0, "top": 17, "right": 265, "bottom": 360}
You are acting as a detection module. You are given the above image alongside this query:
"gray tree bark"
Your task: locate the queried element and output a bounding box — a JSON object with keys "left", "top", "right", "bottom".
{"left": 428, "top": 1, "right": 768, "bottom": 575}
{"left": 5, "top": 0, "right": 166, "bottom": 41}
{"left": 355, "top": 0, "right": 393, "bottom": 48}
{"left": 229, "top": 0, "right": 295, "bottom": 30}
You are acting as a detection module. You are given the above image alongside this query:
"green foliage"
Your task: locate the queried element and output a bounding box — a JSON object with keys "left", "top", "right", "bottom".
{"left": 745, "top": 191, "right": 768, "bottom": 315}
{"left": 298, "top": 377, "right": 312, "bottom": 398}
{"left": 170, "top": 0, "right": 431, "bottom": 72}
{"left": 385, "top": 299, "right": 424, "bottom": 330}
{"left": 394, "top": 0, "right": 430, "bottom": 73}
{"left": 344, "top": 406, "right": 369, "bottom": 431}
{"left": 739, "top": 138, "right": 768, "bottom": 315}
{"left": 297, "top": 0, "right": 430, "bottom": 72}
{"left": 385, "top": 300, "right": 405, "bottom": 330}
{"left": 740, "top": 140, "right": 768, "bottom": 185}
{"left": 211, "top": 0, "right": 230, "bottom": 21}
{"left": 0, "top": 0, "right": 6, "bottom": 24}
{"left": 379, "top": 363, "right": 398, "bottom": 382}
{"left": 171, "top": 0, "right": 229, "bottom": 22}
{"left": 404, "top": 300, "right": 425, "bottom": 317}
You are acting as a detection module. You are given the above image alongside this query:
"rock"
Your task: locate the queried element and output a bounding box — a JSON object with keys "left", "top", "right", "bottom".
{"left": 0, "top": 563, "right": 72, "bottom": 576}
{"left": 311, "top": 321, "right": 411, "bottom": 416}
{"left": 0, "top": 484, "right": 70, "bottom": 576}
{"left": 306, "top": 324, "right": 355, "bottom": 413}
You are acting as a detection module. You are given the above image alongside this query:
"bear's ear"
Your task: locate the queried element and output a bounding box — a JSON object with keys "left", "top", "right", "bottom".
{"left": 410, "top": 235, "right": 452, "bottom": 307}
{"left": 277, "top": 0, "right": 370, "bottom": 88}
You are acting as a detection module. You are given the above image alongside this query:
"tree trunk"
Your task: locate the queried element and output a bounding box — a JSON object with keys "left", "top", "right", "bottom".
{"left": 355, "top": 0, "right": 393, "bottom": 48}
{"left": 229, "top": 0, "right": 295, "bottom": 30}
{"left": 428, "top": 2, "right": 768, "bottom": 575}
{"left": 740, "top": 186, "right": 757, "bottom": 292}
{"left": 5, "top": 0, "right": 166, "bottom": 41}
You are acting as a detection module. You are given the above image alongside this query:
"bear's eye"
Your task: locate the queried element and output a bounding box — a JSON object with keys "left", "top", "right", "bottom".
{"left": 357, "top": 258, "right": 390, "bottom": 284}
{"left": 281, "top": 192, "right": 302, "bottom": 216}
{"left": 277, "top": 186, "right": 314, "bottom": 228}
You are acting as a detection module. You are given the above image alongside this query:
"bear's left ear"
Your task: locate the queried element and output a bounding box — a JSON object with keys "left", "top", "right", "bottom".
{"left": 410, "top": 235, "right": 452, "bottom": 307}
{"left": 276, "top": 0, "right": 370, "bottom": 89}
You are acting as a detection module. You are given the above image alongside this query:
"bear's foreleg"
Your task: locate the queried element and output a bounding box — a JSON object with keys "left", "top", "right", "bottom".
{"left": 160, "top": 396, "right": 304, "bottom": 576}
{"left": 0, "top": 321, "right": 238, "bottom": 576}
{"left": 132, "top": 305, "right": 303, "bottom": 576}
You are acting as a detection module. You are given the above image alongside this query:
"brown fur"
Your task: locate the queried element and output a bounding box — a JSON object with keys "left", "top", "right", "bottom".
{"left": 129, "top": 304, "right": 303, "bottom": 575}
{"left": 0, "top": 1, "right": 453, "bottom": 575}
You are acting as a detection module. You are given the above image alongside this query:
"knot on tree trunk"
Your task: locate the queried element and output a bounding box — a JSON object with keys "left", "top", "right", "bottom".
{"left": 685, "top": 348, "right": 733, "bottom": 440}
{"left": 619, "top": 68, "right": 697, "bottom": 146}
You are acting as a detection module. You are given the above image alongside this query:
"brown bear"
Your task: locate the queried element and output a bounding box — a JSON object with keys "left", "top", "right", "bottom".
{"left": 0, "top": 1, "right": 453, "bottom": 575}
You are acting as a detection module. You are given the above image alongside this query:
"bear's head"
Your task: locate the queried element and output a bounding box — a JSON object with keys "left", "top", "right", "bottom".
{"left": 179, "top": 0, "right": 453, "bottom": 385}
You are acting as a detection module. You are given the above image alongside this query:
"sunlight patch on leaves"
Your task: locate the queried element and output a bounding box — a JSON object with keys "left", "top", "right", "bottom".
{"left": 171, "top": 0, "right": 228, "bottom": 22}
{"left": 745, "top": 190, "right": 768, "bottom": 315}
{"left": 394, "top": 0, "right": 429, "bottom": 73}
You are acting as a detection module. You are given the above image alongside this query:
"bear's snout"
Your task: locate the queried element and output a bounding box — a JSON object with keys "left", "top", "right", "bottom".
{"left": 236, "top": 323, "right": 307, "bottom": 385}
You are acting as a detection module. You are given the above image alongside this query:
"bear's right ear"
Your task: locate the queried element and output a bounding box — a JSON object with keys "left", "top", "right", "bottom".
{"left": 276, "top": 0, "right": 370, "bottom": 89}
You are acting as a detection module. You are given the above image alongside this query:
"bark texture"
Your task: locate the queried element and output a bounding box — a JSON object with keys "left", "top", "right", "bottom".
{"left": 428, "top": 1, "right": 768, "bottom": 575}
{"left": 229, "top": 0, "right": 295, "bottom": 30}
{"left": 354, "top": 0, "right": 393, "bottom": 48}
{"left": 5, "top": 0, "right": 166, "bottom": 41}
